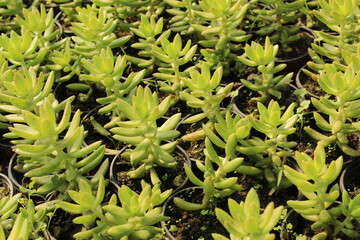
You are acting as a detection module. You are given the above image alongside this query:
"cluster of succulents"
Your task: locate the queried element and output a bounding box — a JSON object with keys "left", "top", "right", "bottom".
{"left": 0, "top": 0, "right": 358, "bottom": 240}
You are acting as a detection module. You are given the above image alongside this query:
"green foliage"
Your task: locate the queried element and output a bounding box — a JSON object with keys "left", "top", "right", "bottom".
{"left": 0, "top": 193, "right": 22, "bottom": 239}
{"left": 304, "top": 63, "right": 360, "bottom": 156}
{"left": 0, "top": 0, "right": 23, "bottom": 16}
{"left": 0, "top": 67, "right": 54, "bottom": 119}
{"left": 127, "top": 15, "right": 171, "bottom": 74}
{"left": 60, "top": 176, "right": 171, "bottom": 239}
{"left": 174, "top": 136, "right": 244, "bottom": 210}
{"left": 110, "top": 86, "right": 181, "bottom": 184}
{"left": 15, "top": 4, "right": 62, "bottom": 49}
{"left": 248, "top": 0, "right": 305, "bottom": 53}
{"left": 237, "top": 37, "right": 293, "bottom": 103}
{"left": 70, "top": 4, "right": 131, "bottom": 57}
{"left": 152, "top": 33, "right": 197, "bottom": 99}
{"left": 6, "top": 97, "right": 108, "bottom": 197}
{"left": 0, "top": 29, "right": 48, "bottom": 69}
{"left": 212, "top": 188, "right": 284, "bottom": 240}
{"left": 164, "top": 0, "right": 203, "bottom": 34}
{"left": 284, "top": 144, "right": 359, "bottom": 239}
{"left": 180, "top": 63, "right": 233, "bottom": 141}
{"left": 192, "top": 0, "right": 251, "bottom": 74}
{"left": 81, "top": 48, "right": 145, "bottom": 128}
{"left": 239, "top": 100, "right": 298, "bottom": 193}
{"left": 306, "top": 0, "right": 360, "bottom": 75}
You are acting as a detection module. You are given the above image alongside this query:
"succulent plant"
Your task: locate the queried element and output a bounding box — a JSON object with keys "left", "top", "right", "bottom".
{"left": 0, "top": 0, "right": 23, "bottom": 16}
{"left": 60, "top": 176, "right": 171, "bottom": 239}
{"left": 239, "top": 100, "right": 298, "bottom": 193}
{"left": 305, "top": 63, "right": 360, "bottom": 156}
{"left": 127, "top": 15, "right": 171, "bottom": 75}
{"left": 191, "top": 0, "right": 251, "bottom": 75}
{"left": 212, "top": 188, "right": 284, "bottom": 240}
{"left": 6, "top": 97, "right": 108, "bottom": 197}
{"left": 0, "top": 30, "right": 48, "bottom": 70}
{"left": 284, "top": 144, "right": 359, "bottom": 239}
{"left": 237, "top": 37, "right": 293, "bottom": 103}
{"left": 80, "top": 48, "right": 145, "bottom": 128}
{"left": 305, "top": 0, "right": 360, "bottom": 76}
{"left": 164, "top": 0, "right": 203, "bottom": 34}
{"left": 110, "top": 86, "right": 181, "bottom": 184}
{"left": 247, "top": 0, "right": 305, "bottom": 53}
{"left": 15, "top": 4, "right": 63, "bottom": 49}
{"left": 180, "top": 63, "right": 233, "bottom": 141}
{"left": 70, "top": 4, "right": 131, "bottom": 58}
{"left": 152, "top": 33, "right": 197, "bottom": 101}
{"left": 174, "top": 136, "right": 244, "bottom": 210}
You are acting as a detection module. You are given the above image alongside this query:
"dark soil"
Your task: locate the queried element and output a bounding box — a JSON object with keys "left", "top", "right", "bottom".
{"left": 81, "top": 109, "right": 126, "bottom": 152}
{"left": 234, "top": 84, "right": 303, "bottom": 117}
{"left": 0, "top": 181, "right": 10, "bottom": 199}
{"left": 163, "top": 187, "right": 230, "bottom": 240}
{"left": 54, "top": 80, "right": 106, "bottom": 114}
{"left": 296, "top": 66, "right": 330, "bottom": 100}
{"left": 48, "top": 209, "right": 83, "bottom": 240}
{"left": 112, "top": 148, "right": 189, "bottom": 193}
{"left": 288, "top": 112, "right": 357, "bottom": 164}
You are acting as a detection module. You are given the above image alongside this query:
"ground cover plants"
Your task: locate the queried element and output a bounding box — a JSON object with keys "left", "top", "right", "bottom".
{"left": 0, "top": 0, "right": 359, "bottom": 239}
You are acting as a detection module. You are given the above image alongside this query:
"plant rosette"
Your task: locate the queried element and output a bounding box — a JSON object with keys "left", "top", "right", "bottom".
{"left": 109, "top": 144, "right": 191, "bottom": 195}
{"left": 45, "top": 178, "right": 119, "bottom": 240}
{"left": 280, "top": 201, "right": 360, "bottom": 240}
{"left": 161, "top": 186, "right": 231, "bottom": 240}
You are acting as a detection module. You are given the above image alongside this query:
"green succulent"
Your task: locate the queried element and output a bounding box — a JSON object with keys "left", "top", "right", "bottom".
{"left": 110, "top": 86, "right": 181, "bottom": 184}
{"left": 305, "top": 0, "right": 360, "bottom": 76}
{"left": 164, "top": 0, "right": 203, "bottom": 34}
{"left": 60, "top": 176, "right": 171, "bottom": 240}
{"left": 6, "top": 97, "right": 108, "bottom": 197}
{"left": 284, "top": 144, "right": 359, "bottom": 239}
{"left": 127, "top": 15, "right": 171, "bottom": 75}
{"left": 304, "top": 63, "right": 360, "bottom": 156}
{"left": 152, "top": 33, "right": 197, "bottom": 100}
{"left": 0, "top": 0, "right": 23, "bottom": 16}
{"left": 70, "top": 4, "right": 131, "bottom": 57}
{"left": 239, "top": 100, "right": 298, "bottom": 193}
{"left": 0, "top": 29, "right": 48, "bottom": 70}
{"left": 212, "top": 188, "right": 284, "bottom": 240}
{"left": 174, "top": 136, "right": 244, "bottom": 210}
{"left": 15, "top": 4, "right": 63, "bottom": 49}
{"left": 248, "top": 0, "right": 305, "bottom": 53}
{"left": 180, "top": 63, "right": 233, "bottom": 141}
{"left": 191, "top": 0, "right": 251, "bottom": 75}
{"left": 237, "top": 37, "right": 293, "bottom": 103}
{"left": 0, "top": 193, "right": 22, "bottom": 239}
{"left": 81, "top": 48, "right": 145, "bottom": 128}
